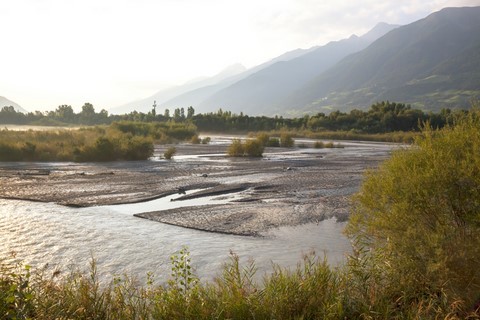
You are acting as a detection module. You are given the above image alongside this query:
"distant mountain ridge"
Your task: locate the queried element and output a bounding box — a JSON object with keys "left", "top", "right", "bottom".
{"left": 0, "top": 96, "right": 27, "bottom": 113}
{"left": 110, "top": 46, "right": 319, "bottom": 115}
{"left": 109, "top": 23, "right": 395, "bottom": 115}
{"left": 284, "top": 6, "right": 480, "bottom": 113}
{"left": 109, "top": 63, "right": 248, "bottom": 114}
{"left": 196, "top": 22, "right": 398, "bottom": 115}
{"left": 160, "top": 47, "right": 320, "bottom": 113}
{"left": 112, "top": 6, "right": 480, "bottom": 116}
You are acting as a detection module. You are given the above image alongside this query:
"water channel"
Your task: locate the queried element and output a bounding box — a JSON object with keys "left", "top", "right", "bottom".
{"left": 0, "top": 196, "right": 351, "bottom": 283}
{"left": 0, "top": 137, "right": 397, "bottom": 283}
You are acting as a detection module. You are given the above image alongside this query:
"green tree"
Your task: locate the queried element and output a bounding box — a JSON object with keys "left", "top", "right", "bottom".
{"left": 80, "top": 103, "right": 96, "bottom": 124}
{"left": 346, "top": 110, "right": 480, "bottom": 312}
{"left": 54, "top": 105, "right": 75, "bottom": 123}
{"left": 187, "top": 106, "right": 195, "bottom": 119}
{"left": 173, "top": 108, "right": 181, "bottom": 121}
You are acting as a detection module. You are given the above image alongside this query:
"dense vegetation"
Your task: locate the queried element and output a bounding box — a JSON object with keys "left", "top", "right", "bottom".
{"left": 226, "top": 132, "right": 296, "bottom": 157}
{"left": 345, "top": 108, "right": 480, "bottom": 316}
{"left": 1, "top": 110, "right": 479, "bottom": 319}
{"left": 0, "top": 101, "right": 464, "bottom": 137}
{"left": 0, "top": 121, "right": 196, "bottom": 162}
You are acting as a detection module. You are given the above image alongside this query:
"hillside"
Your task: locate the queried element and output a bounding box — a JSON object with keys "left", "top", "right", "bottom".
{"left": 110, "top": 48, "right": 315, "bottom": 115}
{"left": 194, "top": 23, "right": 398, "bottom": 115}
{"left": 0, "top": 96, "right": 27, "bottom": 113}
{"left": 285, "top": 6, "right": 480, "bottom": 113}
{"left": 110, "top": 64, "right": 247, "bottom": 114}
{"left": 111, "top": 7, "right": 480, "bottom": 116}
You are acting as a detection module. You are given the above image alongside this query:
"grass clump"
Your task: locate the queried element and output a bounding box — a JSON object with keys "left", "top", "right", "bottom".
{"left": 190, "top": 135, "right": 211, "bottom": 145}
{"left": 313, "top": 141, "right": 343, "bottom": 148}
{"left": 190, "top": 134, "right": 201, "bottom": 144}
{"left": 201, "top": 136, "right": 211, "bottom": 144}
{"left": 0, "top": 127, "right": 154, "bottom": 162}
{"left": 227, "top": 139, "right": 264, "bottom": 157}
{"left": 163, "top": 146, "right": 177, "bottom": 160}
{"left": 279, "top": 133, "right": 294, "bottom": 147}
{"left": 0, "top": 121, "right": 199, "bottom": 162}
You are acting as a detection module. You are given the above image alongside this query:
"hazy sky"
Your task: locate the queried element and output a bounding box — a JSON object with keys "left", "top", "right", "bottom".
{"left": 1, "top": 0, "right": 479, "bottom": 111}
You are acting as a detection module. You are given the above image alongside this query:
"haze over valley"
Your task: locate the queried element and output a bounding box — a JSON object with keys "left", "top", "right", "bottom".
{"left": 2, "top": 1, "right": 480, "bottom": 116}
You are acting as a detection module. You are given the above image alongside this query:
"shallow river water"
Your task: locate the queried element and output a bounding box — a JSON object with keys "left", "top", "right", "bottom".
{"left": 0, "top": 197, "right": 351, "bottom": 283}
{"left": 0, "top": 138, "right": 399, "bottom": 283}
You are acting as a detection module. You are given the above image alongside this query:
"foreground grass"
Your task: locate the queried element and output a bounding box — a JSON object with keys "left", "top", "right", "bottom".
{"left": 1, "top": 249, "right": 477, "bottom": 320}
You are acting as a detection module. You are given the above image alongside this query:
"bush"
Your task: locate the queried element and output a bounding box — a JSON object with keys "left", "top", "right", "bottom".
{"left": 280, "top": 133, "right": 294, "bottom": 147}
{"left": 93, "top": 137, "right": 117, "bottom": 161}
{"left": 244, "top": 139, "right": 264, "bottom": 157}
{"left": 267, "top": 137, "right": 280, "bottom": 147}
{"left": 201, "top": 136, "right": 211, "bottom": 144}
{"left": 164, "top": 146, "right": 177, "bottom": 160}
{"left": 346, "top": 110, "right": 480, "bottom": 315}
{"left": 0, "top": 143, "right": 22, "bottom": 161}
{"left": 227, "top": 139, "right": 264, "bottom": 157}
{"left": 190, "top": 134, "right": 201, "bottom": 144}
{"left": 313, "top": 141, "right": 325, "bottom": 148}
{"left": 314, "top": 141, "right": 342, "bottom": 148}
{"left": 227, "top": 139, "right": 244, "bottom": 157}
{"left": 122, "top": 136, "right": 154, "bottom": 160}
{"left": 255, "top": 132, "right": 270, "bottom": 146}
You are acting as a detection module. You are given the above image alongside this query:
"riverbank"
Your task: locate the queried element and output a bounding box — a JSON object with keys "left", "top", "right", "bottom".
{"left": 0, "top": 139, "right": 397, "bottom": 236}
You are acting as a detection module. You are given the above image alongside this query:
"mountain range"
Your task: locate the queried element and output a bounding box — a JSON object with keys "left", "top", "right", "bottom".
{"left": 4, "top": 7, "right": 479, "bottom": 116}
{"left": 111, "top": 21, "right": 397, "bottom": 115}
{"left": 110, "top": 46, "right": 318, "bottom": 115}
{"left": 113, "top": 6, "right": 479, "bottom": 116}
{"left": 284, "top": 6, "right": 480, "bottom": 114}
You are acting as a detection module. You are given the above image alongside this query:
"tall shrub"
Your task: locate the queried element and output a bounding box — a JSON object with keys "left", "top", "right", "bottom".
{"left": 346, "top": 110, "right": 480, "bottom": 315}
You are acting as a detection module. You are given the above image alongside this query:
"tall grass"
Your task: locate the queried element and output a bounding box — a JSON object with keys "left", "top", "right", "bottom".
{"left": 1, "top": 248, "right": 476, "bottom": 319}
{"left": 0, "top": 121, "right": 197, "bottom": 162}
{"left": 250, "top": 129, "right": 418, "bottom": 143}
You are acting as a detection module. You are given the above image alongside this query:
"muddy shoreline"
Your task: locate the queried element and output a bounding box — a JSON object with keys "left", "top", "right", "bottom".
{"left": 0, "top": 141, "right": 396, "bottom": 236}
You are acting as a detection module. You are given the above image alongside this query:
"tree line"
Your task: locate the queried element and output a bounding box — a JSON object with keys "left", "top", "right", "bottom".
{"left": 0, "top": 101, "right": 466, "bottom": 133}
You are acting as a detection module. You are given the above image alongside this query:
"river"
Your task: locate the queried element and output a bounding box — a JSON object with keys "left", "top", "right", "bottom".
{"left": 0, "top": 136, "right": 398, "bottom": 284}
{"left": 0, "top": 197, "right": 351, "bottom": 283}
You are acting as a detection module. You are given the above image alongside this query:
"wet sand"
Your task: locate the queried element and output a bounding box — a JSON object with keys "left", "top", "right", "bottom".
{"left": 0, "top": 140, "right": 396, "bottom": 236}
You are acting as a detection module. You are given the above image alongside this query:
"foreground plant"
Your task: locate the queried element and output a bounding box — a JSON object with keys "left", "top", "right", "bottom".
{"left": 346, "top": 109, "right": 480, "bottom": 317}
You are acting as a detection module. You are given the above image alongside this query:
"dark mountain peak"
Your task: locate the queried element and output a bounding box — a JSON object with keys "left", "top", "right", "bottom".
{"left": 285, "top": 6, "right": 480, "bottom": 114}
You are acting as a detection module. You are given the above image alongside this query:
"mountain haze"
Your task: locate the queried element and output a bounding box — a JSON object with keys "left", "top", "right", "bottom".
{"left": 110, "top": 64, "right": 247, "bottom": 114}
{"left": 0, "top": 96, "right": 27, "bottom": 113}
{"left": 110, "top": 48, "right": 316, "bottom": 115}
{"left": 160, "top": 47, "right": 320, "bottom": 114}
{"left": 111, "top": 6, "right": 480, "bottom": 116}
{"left": 196, "top": 23, "right": 398, "bottom": 115}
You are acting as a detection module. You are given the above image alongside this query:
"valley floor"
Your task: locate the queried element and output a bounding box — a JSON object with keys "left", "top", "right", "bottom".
{"left": 0, "top": 140, "right": 396, "bottom": 236}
